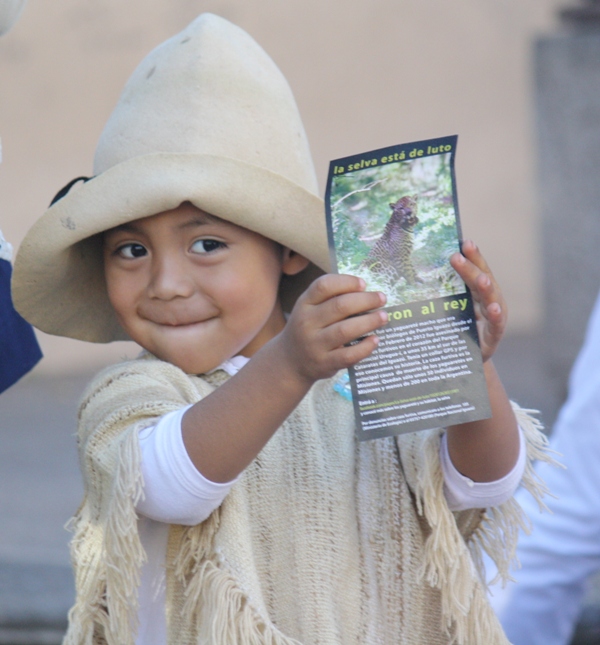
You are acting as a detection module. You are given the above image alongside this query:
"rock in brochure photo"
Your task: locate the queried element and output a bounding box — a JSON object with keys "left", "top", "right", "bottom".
{"left": 325, "top": 135, "right": 491, "bottom": 440}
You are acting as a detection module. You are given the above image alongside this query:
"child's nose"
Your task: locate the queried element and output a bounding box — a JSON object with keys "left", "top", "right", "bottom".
{"left": 148, "top": 255, "right": 195, "bottom": 300}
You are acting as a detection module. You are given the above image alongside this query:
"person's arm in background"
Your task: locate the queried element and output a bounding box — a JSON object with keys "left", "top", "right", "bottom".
{"left": 488, "top": 289, "right": 600, "bottom": 645}
{"left": 0, "top": 229, "right": 42, "bottom": 393}
{"left": 0, "top": 0, "right": 27, "bottom": 36}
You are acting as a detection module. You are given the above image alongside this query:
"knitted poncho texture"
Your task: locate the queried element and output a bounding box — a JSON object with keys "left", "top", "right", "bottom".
{"left": 63, "top": 354, "right": 553, "bottom": 645}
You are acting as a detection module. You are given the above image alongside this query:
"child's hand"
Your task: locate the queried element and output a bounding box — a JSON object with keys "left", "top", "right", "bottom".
{"left": 450, "top": 240, "right": 506, "bottom": 363}
{"left": 277, "top": 274, "right": 387, "bottom": 385}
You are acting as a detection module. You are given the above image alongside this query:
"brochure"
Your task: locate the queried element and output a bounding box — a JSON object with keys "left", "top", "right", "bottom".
{"left": 325, "top": 135, "right": 491, "bottom": 440}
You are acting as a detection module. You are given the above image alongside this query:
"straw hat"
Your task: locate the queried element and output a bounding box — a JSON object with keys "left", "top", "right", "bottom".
{"left": 12, "top": 13, "right": 329, "bottom": 343}
{"left": 0, "top": 0, "right": 26, "bottom": 36}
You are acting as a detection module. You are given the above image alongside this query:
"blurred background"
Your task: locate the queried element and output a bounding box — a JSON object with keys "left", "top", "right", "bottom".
{"left": 5, "top": 0, "right": 600, "bottom": 643}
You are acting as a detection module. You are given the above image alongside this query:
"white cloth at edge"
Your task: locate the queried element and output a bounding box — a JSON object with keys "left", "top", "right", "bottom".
{"left": 135, "top": 356, "right": 526, "bottom": 645}
{"left": 137, "top": 406, "right": 238, "bottom": 525}
{"left": 136, "top": 406, "right": 239, "bottom": 645}
{"left": 441, "top": 426, "right": 526, "bottom": 512}
{"left": 486, "top": 288, "right": 600, "bottom": 645}
{"left": 0, "top": 228, "right": 13, "bottom": 262}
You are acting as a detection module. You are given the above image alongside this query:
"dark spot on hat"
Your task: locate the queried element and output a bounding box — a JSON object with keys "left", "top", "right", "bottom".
{"left": 180, "top": 37, "right": 191, "bottom": 44}
{"left": 61, "top": 217, "right": 76, "bottom": 231}
{"left": 146, "top": 66, "right": 156, "bottom": 79}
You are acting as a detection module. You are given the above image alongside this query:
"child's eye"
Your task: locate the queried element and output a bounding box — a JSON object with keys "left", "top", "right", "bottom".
{"left": 191, "top": 239, "right": 225, "bottom": 254}
{"left": 117, "top": 243, "right": 147, "bottom": 259}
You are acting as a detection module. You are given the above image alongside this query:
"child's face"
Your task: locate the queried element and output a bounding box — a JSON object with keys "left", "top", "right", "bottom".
{"left": 103, "top": 202, "right": 307, "bottom": 374}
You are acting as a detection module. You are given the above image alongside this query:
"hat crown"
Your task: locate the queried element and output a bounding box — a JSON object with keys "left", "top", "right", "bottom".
{"left": 94, "top": 13, "right": 318, "bottom": 194}
{"left": 13, "top": 13, "right": 327, "bottom": 344}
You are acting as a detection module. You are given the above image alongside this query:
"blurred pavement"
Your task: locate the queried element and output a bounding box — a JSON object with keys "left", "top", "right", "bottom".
{"left": 1, "top": 331, "right": 597, "bottom": 645}
{"left": 0, "top": 371, "right": 83, "bottom": 645}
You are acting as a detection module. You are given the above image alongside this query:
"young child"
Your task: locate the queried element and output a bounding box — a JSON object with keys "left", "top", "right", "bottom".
{"left": 12, "top": 13, "right": 552, "bottom": 645}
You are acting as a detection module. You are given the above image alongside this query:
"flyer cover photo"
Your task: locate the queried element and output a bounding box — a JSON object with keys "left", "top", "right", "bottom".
{"left": 325, "top": 135, "right": 491, "bottom": 440}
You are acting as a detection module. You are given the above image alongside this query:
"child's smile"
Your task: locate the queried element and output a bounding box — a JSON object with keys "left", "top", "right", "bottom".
{"left": 103, "top": 202, "right": 308, "bottom": 374}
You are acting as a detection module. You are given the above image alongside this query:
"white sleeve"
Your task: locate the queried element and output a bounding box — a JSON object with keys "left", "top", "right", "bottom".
{"left": 136, "top": 406, "right": 237, "bottom": 526}
{"left": 441, "top": 426, "right": 526, "bottom": 511}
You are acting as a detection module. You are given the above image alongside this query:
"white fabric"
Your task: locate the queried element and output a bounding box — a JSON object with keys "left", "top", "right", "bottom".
{"left": 206, "top": 354, "right": 251, "bottom": 377}
{"left": 136, "top": 518, "right": 169, "bottom": 645}
{"left": 137, "top": 405, "right": 237, "bottom": 525}
{"left": 0, "top": 229, "right": 13, "bottom": 262}
{"left": 135, "top": 355, "right": 525, "bottom": 644}
{"left": 487, "top": 289, "right": 600, "bottom": 645}
{"left": 442, "top": 427, "right": 526, "bottom": 511}
{"left": 136, "top": 406, "right": 237, "bottom": 645}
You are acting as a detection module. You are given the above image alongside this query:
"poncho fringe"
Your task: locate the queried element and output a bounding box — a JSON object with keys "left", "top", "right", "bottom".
{"left": 63, "top": 357, "right": 557, "bottom": 645}
{"left": 401, "top": 402, "right": 558, "bottom": 645}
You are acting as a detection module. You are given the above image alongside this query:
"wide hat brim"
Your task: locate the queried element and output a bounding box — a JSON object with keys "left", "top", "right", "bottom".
{"left": 12, "top": 153, "right": 329, "bottom": 343}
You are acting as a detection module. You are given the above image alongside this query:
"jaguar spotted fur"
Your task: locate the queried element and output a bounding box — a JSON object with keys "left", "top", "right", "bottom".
{"left": 361, "top": 195, "right": 420, "bottom": 284}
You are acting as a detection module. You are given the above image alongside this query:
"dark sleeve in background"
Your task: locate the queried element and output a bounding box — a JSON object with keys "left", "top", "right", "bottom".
{"left": 0, "top": 257, "right": 42, "bottom": 393}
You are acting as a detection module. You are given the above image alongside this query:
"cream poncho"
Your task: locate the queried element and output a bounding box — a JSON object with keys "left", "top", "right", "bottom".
{"left": 63, "top": 354, "right": 553, "bottom": 645}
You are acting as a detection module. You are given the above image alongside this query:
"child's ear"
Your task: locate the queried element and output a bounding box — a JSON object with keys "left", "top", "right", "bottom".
{"left": 281, "top": 247, "right": 310, "bottom": 276}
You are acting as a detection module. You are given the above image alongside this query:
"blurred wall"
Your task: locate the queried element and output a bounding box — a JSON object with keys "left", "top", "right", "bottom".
{"left": 0, "top": 0, "right": 563, "bottom": 373}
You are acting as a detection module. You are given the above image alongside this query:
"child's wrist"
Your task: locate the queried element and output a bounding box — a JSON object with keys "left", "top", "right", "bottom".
{"left": 259, "top": 334, "right": 317, "bottom": 393}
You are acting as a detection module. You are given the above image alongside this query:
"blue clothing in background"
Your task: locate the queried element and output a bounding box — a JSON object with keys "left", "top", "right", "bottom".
{"left": 487, "top": 289, "right": 600, "bottom": 645}
{"left": 0, "top": 256, "right": 42, "bottom": 393}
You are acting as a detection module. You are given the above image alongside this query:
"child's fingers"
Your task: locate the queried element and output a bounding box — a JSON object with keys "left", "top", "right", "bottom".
{"left": 317, "top": 289, "right": 387, "bottom": 327}
{"left": 297, "top": 273, "right": 386, "bottom": 329}
{"left": 478, "top": 303, "right": 506, "bottom": 362}
{"left": 302, "top": 273, "right": 368, "bottom": 307}
{"left": 450, "top": 248, "right": 491, "bottom": 294}
{"left": 482, "top": 301, "right": 506, "bottom": 342}
{"left": 450, "top": 244, "right": 504, "bottom": 310}
{"left": 328, "top": 334, "right": 381, "bottom": 369}
{"left": 321, "top": 308, "right": 388, "bottom": 351}
{"left": 450, "top": 240, "right": 508, "bottom": 362}
{"left": 460, "top": 239, "right": 491, "bottom": 273}
{"left": 474, "top": 271, "right": 502, "bottom": 310}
